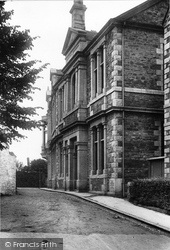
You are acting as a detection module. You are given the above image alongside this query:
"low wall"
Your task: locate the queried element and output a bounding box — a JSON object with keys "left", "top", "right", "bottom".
{"left": 0, "top": 149, "right": 16, "bottom": 195}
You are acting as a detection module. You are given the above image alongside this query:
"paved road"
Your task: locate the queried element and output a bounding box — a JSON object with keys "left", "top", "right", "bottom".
{"left": 1, "top": 188, "right": 170, "bottom": 250}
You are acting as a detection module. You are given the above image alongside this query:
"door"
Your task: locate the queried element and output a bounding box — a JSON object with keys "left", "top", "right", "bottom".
{"left": 149, "top": 158, "right": 164, "bottom": 178}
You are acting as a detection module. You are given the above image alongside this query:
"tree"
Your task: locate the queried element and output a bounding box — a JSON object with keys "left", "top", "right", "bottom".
{"left": 30, "top": 158, "right": 47, "bottom": 175}
{"left": 19, "top": 158, "right": 47, "bottom": 174}
{"left": 0, "top": 1, "right": 48, "bottom": 150}
{"left": 16, "top": 158, "right": 47, "bottom": 188}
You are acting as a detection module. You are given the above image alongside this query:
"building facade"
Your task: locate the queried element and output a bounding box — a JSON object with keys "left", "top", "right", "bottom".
{"left": 42, "top": 0, "right": 169, "bottom": 196}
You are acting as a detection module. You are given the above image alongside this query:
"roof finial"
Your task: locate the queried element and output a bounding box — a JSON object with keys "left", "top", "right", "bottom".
{"left": 70, "top": 0, "right": 87, "bottom": 30}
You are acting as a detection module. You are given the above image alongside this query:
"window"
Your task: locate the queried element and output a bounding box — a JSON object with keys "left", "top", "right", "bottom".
{"left": 91, "top": 45, "right": 105, "bottom": 98}
{"left": 94, "top": 52, "right": 97, "bottom": 95}
{"left": 65, "top": 141, "right": 68, "bottom": 176}
{"left": 59, "top": 142, "right": 63, "bottom": 176}
{"left": 93, "top": 127, "right": 98, "bottom": 173}
{"left": 59, "top": 87, "right": 64, "bottom": 121}
{"left": 92, "top": 124, "right": 105, "bottom": 174}
{"left": 72, "top": 73, "right": 76, "bottom": 109}
{"left": 51, "top": 96, "right": 56, "bottom": 132}
{"left": 100, "top": 47, "right": 104, "bottom": 90}
{"left": 100, "top": 124, "right": 104, "bottom": 172}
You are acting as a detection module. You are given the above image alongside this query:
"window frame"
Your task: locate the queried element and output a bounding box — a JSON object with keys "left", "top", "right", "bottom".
{"left": 92, "top": 123, "right": 105, "bottom": 175}
{"left": 90, "top": 39, "right": 106, "bottom": 100}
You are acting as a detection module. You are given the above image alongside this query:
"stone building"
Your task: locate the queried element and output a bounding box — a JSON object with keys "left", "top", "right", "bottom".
{"left": 0, "top": 148, "right": 16, "bottom": 195}
{"left": 42, "top": 0, "right": 169, "bottom": 196}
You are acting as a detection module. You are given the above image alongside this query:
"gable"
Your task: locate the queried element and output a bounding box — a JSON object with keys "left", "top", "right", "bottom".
{"left": 127, "top": 0, "right": 168, "bottom": 26}
{"left": 62, "top": 28, "right": 78, "bottom": 56}
{"left": 163, "top": 4, "right": 170, "bottom": 27}
{"left": 67, "top": 32, "right": 77, "bottom": 49}
{"left": 62, "top": 27, "right": 87, "bottom": 56}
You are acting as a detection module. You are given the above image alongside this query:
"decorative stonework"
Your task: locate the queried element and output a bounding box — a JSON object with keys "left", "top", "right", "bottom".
{"left": 156, "top": 38, "right": 164, "bottom": 90}
{"left": 153, "top": 120, "right": 162, "bottom": 157}
{"left": 164, "top": 9, "right": 170, "bottom": 178}
{"left": 111, "top": 27, "right": 122, "bottom": 88}
{"left": 107, "top": 113, "right": 123, "bottom": 195}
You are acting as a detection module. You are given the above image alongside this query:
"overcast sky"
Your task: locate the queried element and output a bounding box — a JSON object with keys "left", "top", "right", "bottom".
{"left": 5, "top": 0, "right": 145, "bottom": 165}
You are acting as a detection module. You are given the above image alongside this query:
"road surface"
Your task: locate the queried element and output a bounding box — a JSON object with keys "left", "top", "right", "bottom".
{"left": 1, "top": 188, "right": 170, "bottom": 250}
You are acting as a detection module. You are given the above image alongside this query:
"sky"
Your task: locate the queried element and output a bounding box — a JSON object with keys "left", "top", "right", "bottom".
{"left": 5, "top": 0, "right": 146, "bottom": 165}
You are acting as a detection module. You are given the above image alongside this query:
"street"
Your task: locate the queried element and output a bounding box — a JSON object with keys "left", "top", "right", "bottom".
{"left": 1, "top": 188, "right": 170, "bottom": 250}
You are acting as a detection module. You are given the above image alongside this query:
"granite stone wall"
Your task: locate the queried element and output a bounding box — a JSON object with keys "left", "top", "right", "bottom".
{"left": 124, "top": 113, "right": 163, "bottom": 184}
{"left": 124, "top": 28, "right": 164, "bottom": 91}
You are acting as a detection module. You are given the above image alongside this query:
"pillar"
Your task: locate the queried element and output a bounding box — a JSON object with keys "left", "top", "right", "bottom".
{"left": 90, "top": 128, "right": 95, "bottom": 175}
{"left": 67, "top": 144, "right": 74, "bottom": 191}
{"left": 76, "top": 141, "right": 88, "bottom": 191}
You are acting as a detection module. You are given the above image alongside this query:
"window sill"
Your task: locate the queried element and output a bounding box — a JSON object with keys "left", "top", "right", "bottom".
{"left": 63, "top": 106, "right": 79, "bottom": 118}
{"left": 90, "top": 173, "right": 106, "bottom": 178}
{"left": 58, "top": 176, "right": 64, "bottom": 180}
{"left": 88, "top": 91, "right": 105, "bottom": 107}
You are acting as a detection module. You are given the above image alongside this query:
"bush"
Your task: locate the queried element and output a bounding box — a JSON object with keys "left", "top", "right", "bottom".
{"left": 128, "top": 178, "right": 170, "bottom": 211}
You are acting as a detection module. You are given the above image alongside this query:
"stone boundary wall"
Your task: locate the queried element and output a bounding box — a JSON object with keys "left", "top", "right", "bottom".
{"left": 0, "top": 149, "right": 16, "bottom": 195}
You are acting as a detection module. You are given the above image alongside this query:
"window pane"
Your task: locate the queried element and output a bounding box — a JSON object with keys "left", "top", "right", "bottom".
{"left": 100, "top": 47, "right": 104, "bottom": 63}
{"left": 93, "top": 127, "right": 98, "bottom": 172}
{"left": 94, "top": 53, "right": 97, "bottom": 68}
{"left": 72, "top": 74, "right": 76, "bottom": 108}
{"left": 101, "top": 64, "right": 104, "bottom": 90}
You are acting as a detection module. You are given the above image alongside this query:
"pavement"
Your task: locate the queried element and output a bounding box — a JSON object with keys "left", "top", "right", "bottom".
{"left": 1, "top": 188, "right": 170, "bottom": 250}
{"left": 40, "top": 188, "right": 170, "bottom": 233}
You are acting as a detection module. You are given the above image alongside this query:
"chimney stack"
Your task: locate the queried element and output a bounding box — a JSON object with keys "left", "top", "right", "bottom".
{"left": 70, "top": 0, "right": 87, "bottom": 30}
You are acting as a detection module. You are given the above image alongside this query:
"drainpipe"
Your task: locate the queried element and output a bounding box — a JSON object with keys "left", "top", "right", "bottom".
{"left": 122, "top": 25, "right": 125, "bottom": 197}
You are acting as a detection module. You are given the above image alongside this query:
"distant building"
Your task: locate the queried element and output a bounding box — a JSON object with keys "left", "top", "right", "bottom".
{"left": 0, "top": 148, "right": 16, "bottom": 195}
{"left": 42, "top": 0, "right": 169, "bottom": 196}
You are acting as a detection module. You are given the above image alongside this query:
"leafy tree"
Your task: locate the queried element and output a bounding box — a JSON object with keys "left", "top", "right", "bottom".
{"left": 0, "top": 1, "right": 48, "bottom": 150}
{"left": 19, "top": 158, "right": 47, "bottom": 174}
{"left": 17, "top": 158, "right": 47, "bottom": 187}
{"left": 30, "top": 159, "right": 47, "bottom": 175}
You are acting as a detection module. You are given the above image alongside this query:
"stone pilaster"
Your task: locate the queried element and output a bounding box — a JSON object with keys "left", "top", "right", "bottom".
{"left": 154, "top": 120, "right": 162, "bottom": 157}
{"left": 107, "top": 113, "right": 123, "bottom": 196}
{"left": 76, "top": 141, "right": 88, "bottom": 191}
{"left": 111, "top": 27, "right": 122, "bottom": 88}
{"left": 164, "top": 9, "right": 170, "bottom": 178}
{"left": 67, "top": 145, "right": 74, "bottom": 191}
